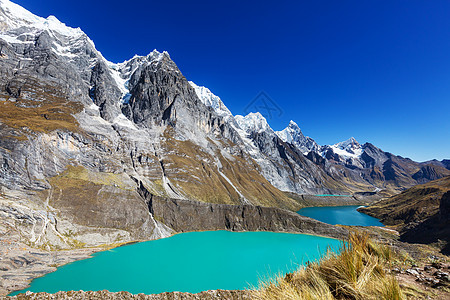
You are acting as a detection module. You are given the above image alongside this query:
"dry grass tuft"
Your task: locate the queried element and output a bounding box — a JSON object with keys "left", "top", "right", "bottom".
{"left": 255, "top": 231, "right": 404, "bottom": 300}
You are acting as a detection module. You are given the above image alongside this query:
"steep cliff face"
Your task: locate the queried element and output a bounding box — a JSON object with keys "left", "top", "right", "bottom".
{"left": 147, "top": 195, "right": 348, "bottom": 239}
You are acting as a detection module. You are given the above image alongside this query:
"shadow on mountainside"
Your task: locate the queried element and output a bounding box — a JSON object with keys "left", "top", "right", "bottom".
{"left": 400, "top": 191, "right": 450, "bottom": 255}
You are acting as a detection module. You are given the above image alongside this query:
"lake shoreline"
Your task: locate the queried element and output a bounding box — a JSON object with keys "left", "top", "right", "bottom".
{"left": 3, "top": 229, "right": 344, "bottom": 297}
{"left": 5, "top": 227, "right": 449, "bottom": 300}
{"left": 1, "top": 195, "right": 383, "bottom": 297}
{"left": 297, "top": 205, "right": 384, "bottom": 227}
{"left": 9, "top": 231, "right": 342, "bottom": 296}
{"left": 285, "top": 193, "right": 380, "bottom": 208}
{"left": 1, "top": 197, "right": 350, "bottom": 297}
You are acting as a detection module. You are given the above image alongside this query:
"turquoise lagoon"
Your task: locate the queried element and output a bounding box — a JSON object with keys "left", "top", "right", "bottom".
{"left": 11, "top": 230, "right": 342, "bottom": 295}
{"left": 297, "top": 205, "right": 384, "bottom": 226}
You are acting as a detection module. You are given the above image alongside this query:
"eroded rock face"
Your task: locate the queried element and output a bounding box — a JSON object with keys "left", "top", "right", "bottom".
{"left": 123, "top": 53, "right": 193, "bottom": 126}
{"left": 90, "top": 60, "right": 122, "bottom": 121}
{"left": 148, "top": 196, "right": 348, "bottom": 240}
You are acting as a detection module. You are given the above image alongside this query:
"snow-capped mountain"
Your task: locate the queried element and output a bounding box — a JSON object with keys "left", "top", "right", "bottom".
{"left": 234, "top": 112, "right": 273, "bottom": 134}
{"left": 0, "top": 0, "right": 97, "bottom": 62}
{"left": 276, "top": 120, "right": 320, "bottom": 154}
{"left": 325, "top": 137, "right": 363, "bottom": 159}
{"left": 334, "top": 137, "right": 362, "bottom": 154}
{"left": 0, "top": 0, "right": 82, "bottom": 36}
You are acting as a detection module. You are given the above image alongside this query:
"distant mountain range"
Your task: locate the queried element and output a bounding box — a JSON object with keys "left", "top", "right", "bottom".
{"left": 0, "top": 0, "right": 449, "bottom": 248}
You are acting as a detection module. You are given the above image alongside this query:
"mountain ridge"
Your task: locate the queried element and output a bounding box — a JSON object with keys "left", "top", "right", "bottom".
{"left": 359, "top": 176, "right": 450, "bottom": 254}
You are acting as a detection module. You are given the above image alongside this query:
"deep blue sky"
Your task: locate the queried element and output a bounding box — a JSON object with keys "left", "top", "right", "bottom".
{"left": 13, "top": 0, "right": 450, "bottom": 161}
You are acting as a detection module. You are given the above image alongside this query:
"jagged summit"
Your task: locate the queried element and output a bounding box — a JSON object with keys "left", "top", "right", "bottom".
{"left": 276, "top": 120, "right": 304, "bottom": 142}
{"left": 325, "top": 137, "right": 363, "bottom": 159}
{"left": 107, "top": 49, "right": 174, "bottom": 104}
{"left": 0, "top": 0, "right": 86, "bottom": 46}
{"left": 275, "top": 120, "right": 319, "bottom": 154}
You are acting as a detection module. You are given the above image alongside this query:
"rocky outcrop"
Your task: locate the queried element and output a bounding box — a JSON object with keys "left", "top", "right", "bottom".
{"left": 413, "top": 165, "right": 442, "bottom": 183}
{"left": 5, "top": 290, "right": 254, "bottom": 299}
{"left": 148, "top": 195, "right": 348, "bottom": 240}
{"left": 286, "top": 193, "right": 370, "bottom": 207}
{"left": 90, "top": 60, "right": 122, "bottom": 121}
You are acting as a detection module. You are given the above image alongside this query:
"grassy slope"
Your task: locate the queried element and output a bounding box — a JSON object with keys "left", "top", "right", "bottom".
{"left": 359, "top": 176, "right": 450, "bottom": 227}
{"left": 0, "top": 77, "right": 83, "bottom": 137}
{"left": 359, "top": 176, "right": 450, "bottom": 254}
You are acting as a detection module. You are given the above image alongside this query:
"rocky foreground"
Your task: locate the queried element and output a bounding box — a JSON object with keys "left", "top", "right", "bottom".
{"left": 4, "top": 290, "right": 253, "bottom": 300}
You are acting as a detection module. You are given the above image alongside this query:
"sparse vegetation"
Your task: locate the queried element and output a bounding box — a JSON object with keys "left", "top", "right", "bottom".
{"left": 161, "top": 127, "right": 301, "bottom": 210}
{"left": 359, "top": 176, "right": 450, "bottom": 227}
{"left": 256, "top": 232, "right": 405, "bottom": 300}
{"left": 0, "top": 78, "right": 83, "bottom": 137}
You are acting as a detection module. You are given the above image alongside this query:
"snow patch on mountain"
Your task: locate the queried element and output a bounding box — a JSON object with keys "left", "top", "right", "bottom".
{"left": 276, "top": 120, "right": 301, "bottom": 143}
{"left": 0, "top": 0, "right": 100, "bottom": 62}
{"left": 0, "top": 0, "right": 83, "bottom": 38}
{"left": 329, "top": 137, "right": 363, "bottom": 159}
{"left": 189, "top": 81, "right": 233, "bottom": 118}
{"left": 234, "top": 112, "right": 273, "bottom": 134}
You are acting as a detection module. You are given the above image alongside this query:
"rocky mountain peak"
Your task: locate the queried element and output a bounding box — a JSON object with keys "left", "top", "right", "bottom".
{"left": 276, "top": 120, "right": 304, "bottom": 142}
{"left": 118, "top": 50, "right": 201, "bottom": 127}
{"left": 288, "top": 119, "right": 300, "bottom": 128}
{"left": 275, "top": 120, "right": 319, "bottom": 154}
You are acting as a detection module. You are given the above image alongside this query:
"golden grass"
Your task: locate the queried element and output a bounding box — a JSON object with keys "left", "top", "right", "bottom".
{"left": 256, "top": 232, "right": 404, "bottom": 300}
{"left": 0, "top": 78, "right": 83, "bottom": 137}
{"left": 51, "top": 165, "right": 132, "bottom": 190}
